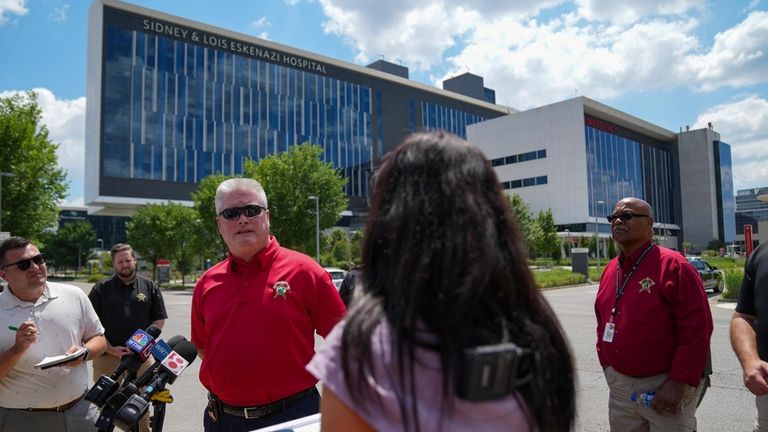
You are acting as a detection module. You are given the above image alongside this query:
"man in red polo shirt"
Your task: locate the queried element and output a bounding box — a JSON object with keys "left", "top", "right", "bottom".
{"left": 191, "top": 178, "right": 346, "bottom": 431}
{"left": 594, "top": 197, "right": 713, "bottom": 431}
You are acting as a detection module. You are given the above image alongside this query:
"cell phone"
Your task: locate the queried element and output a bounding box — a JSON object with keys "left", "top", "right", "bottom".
{"left": 457, "top": 342, "right": 534, "bottom": 401}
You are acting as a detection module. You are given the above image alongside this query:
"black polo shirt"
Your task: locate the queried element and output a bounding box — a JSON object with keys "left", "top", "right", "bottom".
{"left": 88, "top": 274, "right": 168, "bottom": 347}
{"left": 736, "top": 242, "right": 768, "bottom": 360}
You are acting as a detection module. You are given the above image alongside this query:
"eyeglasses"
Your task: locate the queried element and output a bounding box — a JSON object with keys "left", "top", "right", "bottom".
{"left": 1, "top": 254, "right": 46, "bottom": 271}
{"left": 606, "top": 213, "right": 649, "bottom": 223}
{"left": 218, "top": 205, "right": 267, "bottom": 220}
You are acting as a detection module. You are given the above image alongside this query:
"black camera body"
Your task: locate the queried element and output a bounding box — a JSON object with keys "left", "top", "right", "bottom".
{"left": 457, "top": 342, "right": 534, "bottom": 401}
{"left": 86, "top": 375, "right": 120, "bottom": 407}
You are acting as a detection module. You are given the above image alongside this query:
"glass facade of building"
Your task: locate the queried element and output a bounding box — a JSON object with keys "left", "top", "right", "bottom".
{"left": 736, "top": 187, "right": 768, "bottom": 235}
{"left": 585, "top": 118, "right": 675, "bottom": 231}
{"left": 103, "top": 26, "right": 374, "bottom": 198}
{"left": 716, "top": 141, "right": 736, "bottom": 242}
{"left": 94, "top": 5, "right": 505, "bottom": 209}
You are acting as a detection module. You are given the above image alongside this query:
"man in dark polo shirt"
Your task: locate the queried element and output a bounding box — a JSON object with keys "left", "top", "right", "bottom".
{"left": 595, "top": 197, "right": 713, "bottom": 431}
{"left": 88, "top": 243, "right": 167, "bottom": 432}
{"left": 731, "top": 241, "right": 768, "bottom": 430}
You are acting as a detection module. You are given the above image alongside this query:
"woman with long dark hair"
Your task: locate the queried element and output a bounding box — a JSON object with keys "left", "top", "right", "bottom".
{"left": 307, "top": 130, "right": 575, "bottom": 431}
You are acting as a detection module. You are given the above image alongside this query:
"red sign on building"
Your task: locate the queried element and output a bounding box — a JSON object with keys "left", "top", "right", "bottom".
{"left": 745, "top": 224, "right": 754, "bottom": 257}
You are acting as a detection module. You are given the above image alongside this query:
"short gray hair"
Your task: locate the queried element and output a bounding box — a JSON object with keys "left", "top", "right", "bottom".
{"left": 215, "top": 178, "right": 268, "bottom": 213}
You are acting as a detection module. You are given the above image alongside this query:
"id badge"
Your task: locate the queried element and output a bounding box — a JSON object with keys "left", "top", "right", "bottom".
{"left": 602, "top": 322, "right": 615, "bottom": 342}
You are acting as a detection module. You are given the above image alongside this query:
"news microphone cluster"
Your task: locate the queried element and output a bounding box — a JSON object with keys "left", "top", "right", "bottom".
{"left": 86, "top": 324, "right": 162, "bottom": 408}
{"left": 86, "top": 326, "right": 197, "bottom": 432}
{"left": 113, "top": 339, "right": 198, "bottom": 431}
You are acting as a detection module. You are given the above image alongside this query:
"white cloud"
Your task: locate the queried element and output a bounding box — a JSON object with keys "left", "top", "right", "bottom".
{"left": 575, "top": 0, "right": 702, "bottom": 24}
{"left": 690, "top": 11, "right": 768, "bottom": 91}
{"left": 692, "top": 95, "right": 768, "bottom": 190}
{"left": 250, "top": 16, "right": 270, "bottom": 29}
{"left": 49, "top": 3, "right": 69, "bottom": 23}
{"left": 0, "top": 0, "right": 28, "bottom": 26}
{"left": 0, "top": 88, "right": 86, "bottom": 204}
{"left": 316, "top": 1, "right": 768, "bottom": 108}
{"left": 284, "top": 0, "right": 300, "bottom": 5}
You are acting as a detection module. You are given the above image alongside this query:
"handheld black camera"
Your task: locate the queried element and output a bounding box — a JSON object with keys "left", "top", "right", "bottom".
{"left": 457, "top": 342, "right": 534, "bottom": 401}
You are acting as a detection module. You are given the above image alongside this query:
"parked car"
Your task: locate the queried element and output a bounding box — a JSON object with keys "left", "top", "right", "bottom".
{"left": 686, "top": 257, "right": 724, "bottom": 293}
{"left": 323, "top": 267, "right": 347, "bottom": 290}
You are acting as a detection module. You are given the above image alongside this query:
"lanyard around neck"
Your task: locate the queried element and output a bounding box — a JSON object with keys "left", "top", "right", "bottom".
{"left": 611, "top": 243, "right": 654, "bottom": 317}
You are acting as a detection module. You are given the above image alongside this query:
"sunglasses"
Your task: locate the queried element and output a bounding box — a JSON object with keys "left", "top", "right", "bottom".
{"left": 1, "top": 253, "right": 46, "bottom": 271}
{"left": 606, "top": 213, "right": 649, "bottom": 223}
{"left": 218, "top": 205, "right": 267, "bottom": 220}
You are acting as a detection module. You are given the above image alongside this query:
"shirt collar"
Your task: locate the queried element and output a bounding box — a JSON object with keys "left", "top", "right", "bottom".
{"left": 228, "top": 236, "right": 280, "bottom": 272}
{"left": 0, "top": 283, "right": 58, "bottom": 310}
{"left": 618, "top": 240, "right": 654, "bottom": 270}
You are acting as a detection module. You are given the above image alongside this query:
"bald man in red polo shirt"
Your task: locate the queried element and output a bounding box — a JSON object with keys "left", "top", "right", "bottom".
{"left": 595, "top": 197, "right": 713, "bottom": 431}
{"left": 191, "top": 178, "right": 346, "bottom": 431}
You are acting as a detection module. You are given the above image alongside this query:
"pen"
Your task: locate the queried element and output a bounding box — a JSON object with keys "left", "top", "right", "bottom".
{"left": 8, "top": 326, "right": 18, "bottom": 331}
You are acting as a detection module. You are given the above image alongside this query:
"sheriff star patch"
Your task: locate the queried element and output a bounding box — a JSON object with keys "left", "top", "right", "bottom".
{"left": 136, "top": 293, "right": 147, "bottom": 302}
{"left": 273, "top": 281, "right": 291, "bottom": 300}
{"left": 638, "top": 277, "right": 656, "bottom": 293}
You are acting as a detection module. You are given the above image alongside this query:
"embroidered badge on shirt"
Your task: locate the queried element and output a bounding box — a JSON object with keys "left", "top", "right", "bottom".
{"left": 638, "top": 277, "right": 656, "bottom": 293}
{"left": 136, "top": 293, "right": 147, "bottom": 302}
{"left": 273, "top": 281, "right": 291, "bottom": 299}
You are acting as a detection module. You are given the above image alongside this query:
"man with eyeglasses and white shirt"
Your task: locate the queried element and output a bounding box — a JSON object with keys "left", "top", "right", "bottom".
{"left": 594, "top": 197, "right": 713, "bottom": 432}
{"left": 0, "top": 236, "right": 106, "bottom": 431}
{"left": 191, "top": 178, "right": 346, "bottom": 431}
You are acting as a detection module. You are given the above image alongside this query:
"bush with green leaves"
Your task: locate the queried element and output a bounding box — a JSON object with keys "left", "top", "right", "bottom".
{"left": 722, "top": 268, "right": 744, "bottom": 299}
{"left": 533, "top": 268, "right": 587, "bottom": 288}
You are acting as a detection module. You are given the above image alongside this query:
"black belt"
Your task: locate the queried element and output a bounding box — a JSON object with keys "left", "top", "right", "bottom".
{"left": 17, "top": 393, "right": 84, "bottom": 412}
{"left": 211, "top": 387, "right": 315, "bottom": 419}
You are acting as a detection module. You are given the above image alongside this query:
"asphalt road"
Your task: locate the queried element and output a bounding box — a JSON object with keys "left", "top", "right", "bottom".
{"left": 69, "top": 281, "right": 753, "bottom": 431}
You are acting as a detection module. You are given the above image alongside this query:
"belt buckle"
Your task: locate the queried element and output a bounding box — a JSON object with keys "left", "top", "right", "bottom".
{"left": 243, "top": 407, "right": 266, "bottom": 419}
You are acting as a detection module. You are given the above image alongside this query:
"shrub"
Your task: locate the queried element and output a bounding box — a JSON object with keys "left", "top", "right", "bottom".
{"left": 534, "top": 268, "right": 587, "bottom": 288}
{"left": 722, "top": 268, "right": 744, "bottom": 299}
{"left": 87, "top": 273, "right": 103, "bottom": 283}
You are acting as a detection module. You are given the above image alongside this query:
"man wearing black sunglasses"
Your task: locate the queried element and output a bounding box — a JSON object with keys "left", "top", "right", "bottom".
{"left": 192, "top": 178, "right": 346, "bottom": 431}
{"left": 594, "top": 198, "right": 713, "bottom": 431}
{"left": 0, "top": 236, "right": 107, "bottom": 431}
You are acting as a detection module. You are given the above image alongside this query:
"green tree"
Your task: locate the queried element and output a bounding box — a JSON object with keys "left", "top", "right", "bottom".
{"left": 322, "top": 229, "right": 353, "bottom": 269}
{"left": 42, "top": 221, "right": 97, "bottom": 275}
{"left": 531, "top": 209, "right": 561, "bottom": 263}
{"left": 706, "top": 238, "right": 725, "bottom": 252}
{"left": 0, "top": 91, "right": 68, "bottom": 239}
{"left": 506, "top": 193, "right": 534, "bottom": 255}
{"left": 127, "top": 202, "right": 203, "bottom": 284}
{"left": 244, "top": 143, "right": 348, "bottom": 255}
{"left": 349, "top": 230, "right": 363, "bottom": 267}
{"left": 127, "top": 203, "right": 174, "bottom": 280}
{"left": 165, "top": 204, "right": 203, "bottom": 286}
{"left": 191, "top": 173, "right": 232, "bottom": 260}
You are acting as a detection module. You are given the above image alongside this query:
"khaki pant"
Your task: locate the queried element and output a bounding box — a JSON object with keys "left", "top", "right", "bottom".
{"left": 92, "top": 353, "right": 155, "bottom": 432}
{"left": 604, "top": 366, "right": 705, "bottom": 432}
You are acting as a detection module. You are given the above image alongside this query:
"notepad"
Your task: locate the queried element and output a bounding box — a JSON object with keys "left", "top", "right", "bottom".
{"left": 33, "top": 347, "right": 88, "bottom": 370}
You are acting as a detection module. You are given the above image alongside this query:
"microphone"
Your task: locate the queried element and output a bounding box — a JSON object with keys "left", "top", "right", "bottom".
{"left": 124, "top": 324, "right": 162, "bottom": 363}
{"left": 145, "top": 340, "right": 197, "bottom": 394}
{"left": 86, "top": 324, "right": 162, "bottom": 407}
{"left": 134, "top": 335, "right": 187, "bottom": 388}
{"left": 113, "top": 340, "right": 198, "bottom": 431}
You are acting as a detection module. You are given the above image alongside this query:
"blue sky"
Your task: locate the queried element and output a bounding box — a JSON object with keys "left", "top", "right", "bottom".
{"left": 1, "top": 0, "right": 766, "bottom": 206}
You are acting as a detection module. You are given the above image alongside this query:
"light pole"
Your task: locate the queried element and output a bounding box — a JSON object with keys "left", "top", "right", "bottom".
{"left": 595, "top": 200, "right": 604, "bottom": 274}
{"left": 0, "top": 172, "right": 15, "bottom": 232}
{"left": 308, "top": 196, "right": 320, "bottom": 264}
